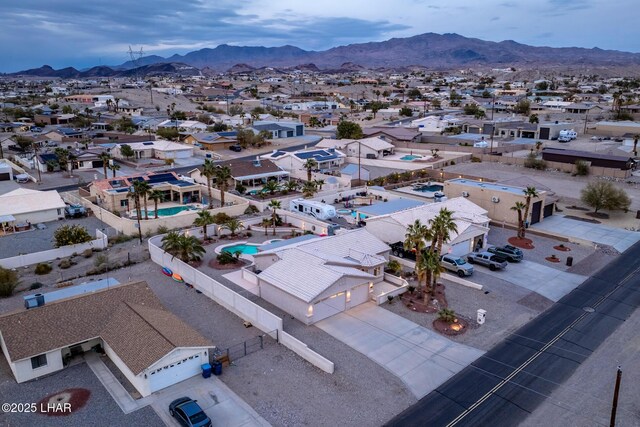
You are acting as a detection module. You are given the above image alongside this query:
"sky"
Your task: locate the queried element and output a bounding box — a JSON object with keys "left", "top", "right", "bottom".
{"left": 2, "top": 0, "right": 639, "bottom": 72}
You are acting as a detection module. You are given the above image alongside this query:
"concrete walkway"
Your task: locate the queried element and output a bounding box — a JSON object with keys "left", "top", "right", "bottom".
{"left": 480, "top": 260, "right": 587, "bottom": 302}
{"left": 532, "top": 215, "right": 640, "bottom": 252}
{"left": 86, "top": 352, "right": 269, "bottom": 426}
{"left": 316, "top": 303, "right": 484, "bottom": 399}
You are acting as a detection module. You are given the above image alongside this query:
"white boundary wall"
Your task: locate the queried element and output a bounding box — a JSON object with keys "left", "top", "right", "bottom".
{"left": 0, "top": 229, "right": 108, "bottom": 269}
{"left": 148, "top": 232, "right": 334, "bottom": 373}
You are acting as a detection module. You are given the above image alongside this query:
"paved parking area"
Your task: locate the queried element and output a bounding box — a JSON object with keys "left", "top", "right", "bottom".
{"left": 532, "top": 215, "right": 640, "bottom": 253}
{"left": 479, "top": 260, "right": 587, "bottom": 302}
{"left": 316, "top": 302, "right": 484, "bottom": 399}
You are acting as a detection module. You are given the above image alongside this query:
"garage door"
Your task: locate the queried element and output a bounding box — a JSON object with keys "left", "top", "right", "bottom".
{"left": 0, "top": 173, "right": 10, "bottom": 181}
{"left": 313, "top": 293, "right": 346, "bottom": 323}
{"left": 449, "top": 241, "right": 471, "bottom": 256}
{"left": 147, "top": 352, "right": 205, "bottom": 393}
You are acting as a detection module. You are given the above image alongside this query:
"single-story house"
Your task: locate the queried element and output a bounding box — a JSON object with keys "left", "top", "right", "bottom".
{"left": 365, "top": 197, "right": 490, "bottom": 256}
{"left": 541, "top": 148, "right": 635, "bottom": 170}
{"left": 0, "top": 161, "right": 12, "bottom": 181}
{"left": 362, "top": 127, "right": 421, "bottom": 146}
{"left": 157, "top": 120, "right": 207, "bottom": 132}
{"left": 444, "top": 178, "right": 553, "bottom": 226}
{"left": 252, "top": 229, "right": 390, "bottom": 324}
{"left": 0, "top": 188, "right": 66, "bottom": 225}
{"left": 250, "top": 120, "right": 305, "bottom": 139}
{"left": 0, "top": 281, "right": 212, "bottom": 397}
{"left": 112, "top": 140, "right": 194, "bottom": 161}
{"left": 181, "top": 132, "right": 237, "bottom": 150}
{"left": 193, "top": 158, "right": 289, "bottom": 191}
{"left": 317, "top": 137, "right": 395, "bottom": 159}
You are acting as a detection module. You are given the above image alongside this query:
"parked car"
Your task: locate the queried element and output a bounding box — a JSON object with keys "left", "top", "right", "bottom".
{"left": 487, "top": 245, "right": 523, "bottom": 262}
{"left": 440, "top": 255, "right": 474, "bottom": 277}
{"left": 390, "top": 242, "right": 417, "bottom": 261}
{"left": 65, "top": 204, "right": 87, "bottom": 218}
{"left": 169, "top": 397, "right": 212, "bottom": 427}
{"left": 229, "top": 144, "right": 242, "bottom": 152}
{"left": 466, "top": 252, "right": 508, "bottom": 271}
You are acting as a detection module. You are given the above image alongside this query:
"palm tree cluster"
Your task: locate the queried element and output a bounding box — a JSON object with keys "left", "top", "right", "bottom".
{"left": 202, "top": 160, "right": 232, "bottom": 208}
{"left": 403, "top": 208, "right": 458, "bottom": 302}
{"left": 161, "top": 231, "right": 205, "bottom": 263}
{"left": 510, "top": 186, "right": 539, "bottom": 239}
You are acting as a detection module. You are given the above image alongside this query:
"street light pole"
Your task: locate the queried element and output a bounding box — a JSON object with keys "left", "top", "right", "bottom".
{"left": 609, "top": 366, "right": 622, "bottom": 427}
{"left": 490, "top": 94, "right": 496, "bottom": 157}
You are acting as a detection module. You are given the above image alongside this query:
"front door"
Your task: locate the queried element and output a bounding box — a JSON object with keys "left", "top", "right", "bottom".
{"left": 530, "top": 201, "right": 542, "bottom": 225}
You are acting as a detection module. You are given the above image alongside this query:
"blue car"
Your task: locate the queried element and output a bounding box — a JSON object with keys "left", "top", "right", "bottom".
{"left": 169, "top": 397, "right": 212, "bottom": 427}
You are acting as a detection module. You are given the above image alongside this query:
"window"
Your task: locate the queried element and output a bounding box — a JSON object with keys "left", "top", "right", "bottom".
{"left": 374, "top": 267, "right": 380, "bottom": 276}
{"left": 31, "top": 354, "right": 47, "bottom": 369}
{"left": 120, "top": 199, "right": 129, "bottom": 207}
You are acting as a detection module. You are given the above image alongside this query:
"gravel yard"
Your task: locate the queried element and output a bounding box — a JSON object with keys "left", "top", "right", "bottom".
{"left": 0, "top": 359, "right": 161, "bottom": 427}
{"left": 0, "top": 216, "right": 109, "bottom": 258}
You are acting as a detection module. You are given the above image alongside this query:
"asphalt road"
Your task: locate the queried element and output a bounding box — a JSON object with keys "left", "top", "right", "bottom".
{"left": 386, "top": 240, "right": 640, "bottom": 427}
{"left": 47, "top": 140, "right": 320, "bottom": 193}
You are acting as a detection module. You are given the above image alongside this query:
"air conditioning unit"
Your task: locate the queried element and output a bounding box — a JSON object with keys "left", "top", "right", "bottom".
{"left": 462, "top": 191, "right": 469, "bottom": 197}
{"left": 491, "top": 196, "right": 500, "bottom": 203}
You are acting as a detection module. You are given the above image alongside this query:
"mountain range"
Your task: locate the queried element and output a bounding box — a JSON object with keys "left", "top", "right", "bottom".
{"left": 11, "top": 32, "right": 640, "bottom": 77}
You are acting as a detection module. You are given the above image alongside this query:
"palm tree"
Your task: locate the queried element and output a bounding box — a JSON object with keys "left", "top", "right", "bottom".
{"left": 127, "top": 184, "right": 143, "bottom": 243}
{"left": 193, "top": 209, "right": 215, "bottom": 240}
{"left": 302, "top": 181, "right": 318, "bottom": 198}
{"left": 633, "top": 134, "right": 639, "bottom": 157}
{"left": 162, "top": 232, "right": 205, "bottom": 262}
{"left": 521, "top": 186, "right": 539, "bottom": 238}
{"left": 404, "top": 219, "right": 431, "bottom": 293}
{"left": 285, "top": 180, "right": 299, "bottom": 192}
{"left": 109, "top": 163, "right": 120, "bottom": 178}
{"left": 148, "top": 189, "right": 163, "bottom": 219}
{"left": 303, "top": 158, "right": 317, "bottom": 182}
{"left": 262, "top": 180, "right": 279, "bottom": 195}
{"left": 315, "top": 179, "right": 325, "bottom": 191}
{"left": 511, "top": 201, "right": 526, "bottom": 238}
{"left": 135, "top": 180, "right": 152, "bottom": 220}
{"left": 260, "top": 217, "right": 272, "bottom": 236}
{"left": 430, "top": 208, "right": 458, "bottom": 256}
{"left": 221, "top": 217, "right": 245, "bottom": 237}
{"left": 268, "top": 199, "right": 281, "bottom": 236}
{"left": 201, "top": 159, "right": 217, "bottom": 209}
{"left": 99, "top": 152, "right": 111, "bottom": 178}
{"left": 420, "top": 250, "right": 442, "bottom": 298}
{"left": 215, "top": 165, "right": 232, "bottom": 207}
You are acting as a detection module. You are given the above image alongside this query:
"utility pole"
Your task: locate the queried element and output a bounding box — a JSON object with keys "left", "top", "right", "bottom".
{"left": 610, "top": 366, "right": 622, "bottom": 427}
{"left": 489, "top": 93, "right": 496, "bottom": 157}
{"left": 584, "top": 111, "right": 589, "bottom": 135}
{"left": 358, "top": 140, "right": 361, "bottom": 184}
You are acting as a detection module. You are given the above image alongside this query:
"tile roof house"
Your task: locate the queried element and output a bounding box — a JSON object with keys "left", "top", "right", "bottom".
{"left": 362, "top": 127, "right": 421, "bottom": 146}
{"left": 251, "top": 229, "right": 391, "bottom": 324}
{"left": 364, "top": 197, "right": 490, "bottom": 257}
{"left": 0, "top": 281, "right": 212, "bottom": 397}
{"left": 193, "top": 158, "right": 289, "bottom": 190}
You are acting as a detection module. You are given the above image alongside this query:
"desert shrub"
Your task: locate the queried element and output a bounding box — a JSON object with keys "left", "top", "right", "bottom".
{"left": 0, "top": 267, "right": 20, "bottom": 297}
{"left": 245, "top": 231, "right": 253, "bottom": 237}
{"left": 111, "top": 234, "right": 133, "bottom": 244}
{"left": 471, "top": 156, "right": 482, "bottom": 163}
{"left": 450, "top": 160, "right": 456, "bottom": 165}
{"left": 29, "top": 282, "right": 43, "bottom": 290}
{"left": 53, "top": 224, "right": 92, "bottom": 247}
{"left": 574, "top": 160, "right": 590, "bottom": 176}
{"left": 216, "top": 251, "right": 239, "bottom": 265}
{"left": 34, "top": 263, "right": 52, "bottom": 275}
{"left": 212, "top": 212, "right": 232, "bottom": 225}
{"left": 437, "top": 308, "right": 457, "bottom": 323}
{"left": 157, "top": 225, "right": 169, "bottom": 234}
{"left": 94, "top": 254, "right": 110, "bottom": 273}
{"left": 244, "top": 205, "right": 259, "bottom": 215}
{"left": 58, "top": 258, "right": 72, "bottom": 269}
{"left": 82, "top": 248, "right": 93, "bottom": 258}
{"left": 524, "top": 152, "right": 547, "bottom": 170}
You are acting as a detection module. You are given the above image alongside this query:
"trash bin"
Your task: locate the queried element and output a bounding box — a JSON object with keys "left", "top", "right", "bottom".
{"left": 201, "top": 363, "right": 212, "bottom": 378}
{"left": 566, "top": 256, "right": 573, "bottom": 267}
{"left": 212, "top": 361, "right": 222, "bottom": 376}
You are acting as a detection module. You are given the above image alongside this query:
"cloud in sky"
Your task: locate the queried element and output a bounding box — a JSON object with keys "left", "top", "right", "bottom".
{"left": 0, "top": 0, "right": 638, "bottom": 72}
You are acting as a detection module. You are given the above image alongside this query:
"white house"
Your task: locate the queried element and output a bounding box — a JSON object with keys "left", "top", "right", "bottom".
{"left": 317, "top": 137, "right": 395, "bottom": 159}
{"left": 365, "top": 197, "right": 490, "bottom": 256}
{"left": 113, "top": 140, "right": 194, "bottom": 161}
{"left": 251, "top": 120, "right": 305, "bottom": 139}
{"left": 0, "top": 281, "right": 212, "bottom": 397}
{"left": 252, "top": 229, "right": 391, "bottom": 324}
{"left": 261, "top": 148, "right": 346, "bottom": 178}
{"left": 410, "top": 115, "right": 461, "bottom": 132}
{"left": 157, "top": 120, "right": 207, "bottom": 132}
{"left": 0, "top": 188, "right": 66, "bottom": 225}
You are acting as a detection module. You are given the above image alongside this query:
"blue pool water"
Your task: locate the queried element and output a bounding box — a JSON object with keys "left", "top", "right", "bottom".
{"left": 222, "top": 244, "right": 260, "bottom": 255}
{"left": 400, "top": 155, "right": 422, "bottom": 161}
{"left": 336, "top": 208, "right": 352, "bottom": 215}
{"left": 414, "top": 184, "right": 443, "bottom": 192}
{"left": 139, "top": 205, "right": 197, "bottom": 217}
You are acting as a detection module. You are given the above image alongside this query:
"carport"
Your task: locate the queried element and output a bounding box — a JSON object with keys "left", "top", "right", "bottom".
{"left": 0, "top": 214, "right": 16, "bottom": 234}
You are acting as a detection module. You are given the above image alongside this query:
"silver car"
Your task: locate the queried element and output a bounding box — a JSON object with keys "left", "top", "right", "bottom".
{"left": 440, "top": 255, "right": 474, "bottom": 277}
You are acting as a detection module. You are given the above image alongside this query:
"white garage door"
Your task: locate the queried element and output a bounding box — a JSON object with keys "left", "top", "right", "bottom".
{"left": 449, "top": 241, "right": 471, "bottom": 257}
{"left": 147, "top": 352, "right": 205, "bottom": 393}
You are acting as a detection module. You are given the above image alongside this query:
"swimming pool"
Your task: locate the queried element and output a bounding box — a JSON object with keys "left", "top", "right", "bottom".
{"left": 336, "top": 208, "right": 352, "bottom": 215}
{"left": 400, "top": 155, "right": 422, "bottom": 161}
{"left": 222, "top": 243, "right": 261, "bottom": 255}
{"left": 137, "top": 205, "right": 197, "bottom": 217}
{"left": 414, "top": 184, "right": 443, "bottom": 192}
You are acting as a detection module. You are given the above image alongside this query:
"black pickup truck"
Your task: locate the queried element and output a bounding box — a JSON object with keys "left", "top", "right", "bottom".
{"left": 487, "top": 244, "right": 523, "bottom": 262}
{"left": 390, "top": 242, "right": 417, "bottom": 261}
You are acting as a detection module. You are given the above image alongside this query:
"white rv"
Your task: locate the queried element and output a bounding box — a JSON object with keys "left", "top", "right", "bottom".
{"left": 558, "top": 129, "right": 577, "bottom": 141}
{"left": 289, "top": 199, "right": 337, "bottom": 220}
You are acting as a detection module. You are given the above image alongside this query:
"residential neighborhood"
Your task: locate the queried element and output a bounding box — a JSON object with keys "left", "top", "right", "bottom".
{"left": 1, "top": 7, "right": 640, "bottom": 427}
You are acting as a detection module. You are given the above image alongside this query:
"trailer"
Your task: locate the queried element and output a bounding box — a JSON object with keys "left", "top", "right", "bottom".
{"left": 289, "top": 198, "right": 337, "bottom": 220}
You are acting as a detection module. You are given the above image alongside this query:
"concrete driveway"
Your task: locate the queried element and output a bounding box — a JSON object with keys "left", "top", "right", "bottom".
{"left": 315, "top": 303, "right": 484, "bottom": 399}
{"left": 479, "top": 260, "right": 587, "bottom": 302}
{"left": 532, "top": 216, "right": 640, "bottom": 252}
